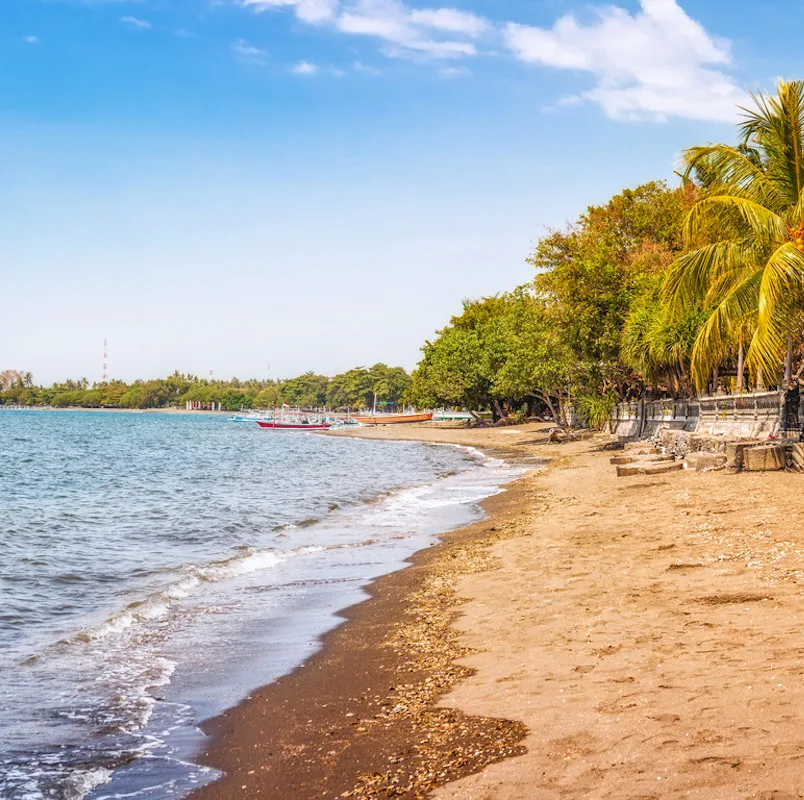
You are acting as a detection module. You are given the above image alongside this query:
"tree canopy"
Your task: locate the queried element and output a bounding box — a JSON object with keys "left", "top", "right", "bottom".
{"left": 0, "top": 366, "right": 412, "bottom": 412}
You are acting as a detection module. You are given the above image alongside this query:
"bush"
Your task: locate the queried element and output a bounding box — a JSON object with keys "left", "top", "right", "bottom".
{"left": 575, "top": 393, "right": 615, "bottom": 431}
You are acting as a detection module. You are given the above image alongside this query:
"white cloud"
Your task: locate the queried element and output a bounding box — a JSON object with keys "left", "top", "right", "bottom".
{"left": 353, "top": 60, "right": 382, "bottom": 74}
{"left": 233, "top": 38, "right": 269, "bottom": 64}
{"left": 241, "top": 0, "right": 338, "bottom": 23}
{"left": 241, "top": 0, "right": 486, "bottom": 60}
{"left": 408, "top": 8, "right": 486, "bottom": 36}
{"left": 504, "top": 0, "right": 747, "bottom": 122}
{"left": 23, "top": 35, "right": 40, "bottom": 44}
{"left": 438, "top": 65, "right": 470, "bottom": 78}
{"left": 292, "top": 59, "right": 319, "bottom": 74}
{"left": 120, "top": 15, "right": 152, "bottom": 30}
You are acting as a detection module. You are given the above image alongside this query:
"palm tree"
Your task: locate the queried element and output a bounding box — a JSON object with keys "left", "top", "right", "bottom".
{"left": 663, "top": 80, "right": 804, "bottom": 391}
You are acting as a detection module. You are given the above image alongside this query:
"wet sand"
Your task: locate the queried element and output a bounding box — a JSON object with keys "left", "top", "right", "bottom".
{"left": 192, "top": 423, "right": 804, "bottom": 799}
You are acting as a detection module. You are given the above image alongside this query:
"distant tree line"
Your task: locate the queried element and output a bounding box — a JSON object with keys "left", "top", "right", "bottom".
{"left": 0, "top": 364, "right": 412, "bottom": 412}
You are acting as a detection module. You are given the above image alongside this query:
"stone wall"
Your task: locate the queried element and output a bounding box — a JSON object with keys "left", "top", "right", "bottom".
{"left": 612, "top": 391, "right": 785, "bottom": 440}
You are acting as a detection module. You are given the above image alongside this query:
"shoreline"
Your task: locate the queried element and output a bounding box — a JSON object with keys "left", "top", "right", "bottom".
{"left": 187, "top": 422, "right": 804, "bottom": 799}
{"left": 187, "top": 424, "right": 550, "bottom": 800}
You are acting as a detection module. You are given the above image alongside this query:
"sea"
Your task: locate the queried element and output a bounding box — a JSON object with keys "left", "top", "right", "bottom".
{"left": 0, "top": 410, "right": 524, "bottom": 800}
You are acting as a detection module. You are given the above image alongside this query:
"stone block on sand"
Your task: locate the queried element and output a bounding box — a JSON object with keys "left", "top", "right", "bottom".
{"left": 616, "top": 461, "right": 683, "bottom": 477}
{"left": 657, "top": 429, "right": 692, "bottom": 457}
{"left": 610, "top": 454, "right": 674, "bottom": 465}
{"left": 624, "top": 441, "right": 655, "bottom": 451}
{"left": 685, "top": 452, "right": 727, "bottom": 472}
{"left": 743, "top": 445, "right": 786, "bottom": 472}
{"left": 792, "top": 443, "right": 804, "bottom": 470}
{"left": 725, "top": 442, "right": 754, "bottom": 470}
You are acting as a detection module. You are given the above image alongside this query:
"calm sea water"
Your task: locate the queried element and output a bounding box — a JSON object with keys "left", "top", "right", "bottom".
{"left": 0, "top": 410, "right": 522, "bottom": 800}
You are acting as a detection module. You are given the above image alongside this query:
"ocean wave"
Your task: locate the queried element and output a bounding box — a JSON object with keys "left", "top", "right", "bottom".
{"left": 56, "top": 545, "right": 323, "bottom": 648}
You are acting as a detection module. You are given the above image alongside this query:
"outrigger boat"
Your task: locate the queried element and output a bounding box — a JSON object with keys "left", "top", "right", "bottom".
{"left": 255, "top": 405, "right": 332, "bottom": 430}
{"left": 256, "top": 419, "right": 331, "bottom": 431}
{"left": 353, "top": 412, "right": 433, "bottom": 425}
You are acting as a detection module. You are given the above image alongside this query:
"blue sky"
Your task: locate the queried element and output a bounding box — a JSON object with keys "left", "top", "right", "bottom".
{"left": 0, "top": 0, "right": 795, "bottom": 384}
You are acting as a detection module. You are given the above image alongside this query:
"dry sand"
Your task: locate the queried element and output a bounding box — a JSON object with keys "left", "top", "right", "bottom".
{"left": 194, "top": 422, "right": 804, "bottom": 799}
{"left": 342, "top": 423, "right": 804, "bottom": 798}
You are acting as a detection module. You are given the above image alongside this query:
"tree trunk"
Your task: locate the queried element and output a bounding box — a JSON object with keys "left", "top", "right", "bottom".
{"left": 528, "top": 392, "right": 561, "bottom": 427}
{"left": 785, "top": 335, "right": 793, "bottom": 384}
{"left": 492, "top": 398, "right": 505, "bottom": 421}
{"left": 712, "top": 364, "right": 719, "bottom": 395}
{"left": 736, "top": 342, "right": 745, "bottom": 394}
{"left": 757, "top": 366, "right": 765, "bottom": 392}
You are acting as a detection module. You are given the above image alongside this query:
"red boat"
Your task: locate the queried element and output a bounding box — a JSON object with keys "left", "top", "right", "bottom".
{"left": 256, "top": 420, "right": 331, "bottom": 431}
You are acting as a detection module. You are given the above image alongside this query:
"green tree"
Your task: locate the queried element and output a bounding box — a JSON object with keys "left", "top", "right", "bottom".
{"left": 530, "top": 181, "right": 693, "bottom": 393}
{"left": 664, "top": 80, "right": 804, "bottom": 388}
{"left": 281, "top": 372, "right": 329, "bottom": 408}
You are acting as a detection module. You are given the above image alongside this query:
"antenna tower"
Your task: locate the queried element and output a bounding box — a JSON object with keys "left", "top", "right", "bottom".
{"left": 102, "top": 339, "right": 108, "bottom": 383}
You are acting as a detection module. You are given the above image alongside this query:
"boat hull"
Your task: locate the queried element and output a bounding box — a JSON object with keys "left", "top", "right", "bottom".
{"left": 256, "top": 421, "right": 331, "bottom": 430}
{"left": 352, "top": 413, "right": 433, "bottom": 425}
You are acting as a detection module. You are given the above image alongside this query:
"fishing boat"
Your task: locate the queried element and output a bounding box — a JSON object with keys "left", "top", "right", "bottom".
{"left": 432, "top": 411, "right": 474, "bottom": 421}
{"left": 256, "top": 420, "right": 331, "bottom": 430}
{"left": 352, "top": 412, "right": 433, "bottom": 425}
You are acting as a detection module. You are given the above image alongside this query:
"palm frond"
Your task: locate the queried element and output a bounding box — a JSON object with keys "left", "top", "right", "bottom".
{"left": 680, "top": 144, "right": 782, "bottom": 211}
{"left": 691, "top": 270, "right": 763, "bottom": 389}
{"left": 745, "top": 242, "right": 804, "bottom": 377}
{"left": 662, "top": 240, "right": 760, "bottom": 318}
{"left": 684, "top": 195, "right": 786, "bottom": 246}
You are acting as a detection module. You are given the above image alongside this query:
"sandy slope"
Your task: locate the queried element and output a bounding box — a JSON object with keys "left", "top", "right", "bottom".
{"left": 424, "top": 435, "right": 804, "bottom": 800}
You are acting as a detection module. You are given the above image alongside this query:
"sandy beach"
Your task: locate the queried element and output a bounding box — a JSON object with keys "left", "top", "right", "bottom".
{"left": 190, "top": 422, "right": 804, "bottom": 799}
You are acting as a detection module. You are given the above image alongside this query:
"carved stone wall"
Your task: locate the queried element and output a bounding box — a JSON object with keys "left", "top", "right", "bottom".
{"left": 612, "top": 392, "right": 785, "bottom": 440}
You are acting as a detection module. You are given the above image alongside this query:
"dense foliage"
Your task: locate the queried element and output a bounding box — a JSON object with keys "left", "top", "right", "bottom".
{"left": 0, "top": 365, "right": 412, "bottom": 412}
{"left": 408, "top": 181, "right": 701, "bottom": 424}
{"left": 408, "top": 81, "right": 804, "bottom": 423}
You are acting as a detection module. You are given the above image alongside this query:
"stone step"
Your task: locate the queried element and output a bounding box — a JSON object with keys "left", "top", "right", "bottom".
{"left": 616, "top": 461, "right": 684, "bottom": 477}
{"left": 610, "top": 454, "right": 674, "bottom": 465}
{"left": 624, "top": 441, "right": 655, "bottom": 451}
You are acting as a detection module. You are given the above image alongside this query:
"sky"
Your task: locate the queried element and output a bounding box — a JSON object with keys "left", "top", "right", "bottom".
{"left": 0, "top": 0, "right": 799, "bottom": 384}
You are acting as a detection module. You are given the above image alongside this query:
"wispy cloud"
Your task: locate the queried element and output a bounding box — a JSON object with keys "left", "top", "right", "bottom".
{"left": 120, "top": 15, "right": 152, "bottom": 30}
{"left": 408, "top": 8, "right": 486, "bottom": 36}
{"left": 438, "top": 65, "right": 470, "bottom": 78}
{"left": 242, "top": 0, "right": 338, "bottom": 24}
{"left": 291, "top": 59, "right": 318, "bottom": 74}
{"left": 504, "top": 0, "right": 748, "bottom": 122}
{"left": 240, "top": 0, "right": 487, "bottom": 60}
{"left": 23, "top": 35, "right": 40, "bottom": 44}
{"left": 232, "top": 38, "right": 269, "bottom": 64}
{"left": 353, "top": 60, "right": 382, "bottom": 75}
{"left": 236, "top": 0, "right": 746, "bottom": 123}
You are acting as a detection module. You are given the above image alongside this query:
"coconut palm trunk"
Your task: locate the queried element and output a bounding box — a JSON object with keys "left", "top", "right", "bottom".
{"left": 785, "top": 335, "right": 794, "bottom": 384}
